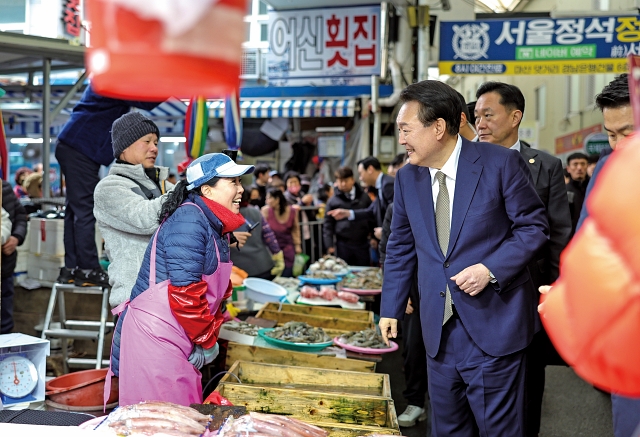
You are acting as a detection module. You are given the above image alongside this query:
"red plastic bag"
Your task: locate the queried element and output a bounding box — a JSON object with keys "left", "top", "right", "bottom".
{"left": 204, "top": 390, "right": 233, "bottom": 406}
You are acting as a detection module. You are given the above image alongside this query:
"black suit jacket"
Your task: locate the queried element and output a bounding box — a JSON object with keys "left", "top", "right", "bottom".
{"left": 353, "top": 173, "right": 395, "bottom": 227}
{"left": 520, "top": 142, "right": 572, "bottom": 286}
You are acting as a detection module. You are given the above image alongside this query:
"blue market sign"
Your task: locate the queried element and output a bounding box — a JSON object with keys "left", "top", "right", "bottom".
{"left": 439, "top": 16, "right": 640, "bottom": 75}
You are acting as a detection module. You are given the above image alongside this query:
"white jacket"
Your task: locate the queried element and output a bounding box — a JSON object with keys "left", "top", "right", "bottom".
{"left": 1, "top": 207, "right": 11, "bottom": 245}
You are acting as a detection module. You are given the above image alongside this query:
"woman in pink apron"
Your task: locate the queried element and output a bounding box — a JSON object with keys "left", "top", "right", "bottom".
{"left": 105, "top": 153, "right": 254, "bottom": 407}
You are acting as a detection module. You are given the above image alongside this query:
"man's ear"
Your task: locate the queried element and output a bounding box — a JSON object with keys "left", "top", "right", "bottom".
{"left": 511, "top": 110, "right": 523, "bottom": 127}
{"left": 435, "top": 118, "right": 447, "bottom": 140}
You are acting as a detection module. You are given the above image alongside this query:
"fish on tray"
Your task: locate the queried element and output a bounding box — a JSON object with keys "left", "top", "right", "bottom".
{"left": 221, "top": 320, "right": 261, "bottom": 336}
{"left": 338, "top": 329, "right": 391, "bottom": 349}
{"left": 265, "top": 321, "right": 330, "bottom": 343}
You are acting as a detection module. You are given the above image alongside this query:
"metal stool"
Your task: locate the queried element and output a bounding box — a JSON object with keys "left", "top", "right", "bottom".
{"left": 41, "top": 283, "right": 113, "bottom": 373}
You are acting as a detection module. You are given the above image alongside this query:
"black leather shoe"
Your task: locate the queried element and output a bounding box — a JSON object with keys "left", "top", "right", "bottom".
{"left": 56, "top": 267, "right": 75, "bottom": 284}
{"left": 74, "top": 268, "right": 110, "bottom": 288}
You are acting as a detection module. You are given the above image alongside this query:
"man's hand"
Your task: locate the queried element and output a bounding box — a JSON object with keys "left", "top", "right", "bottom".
{"left": 301, "top": 193, "right": 314, "bottom": 205}
{"left": 405, "top": 298, "right": 414, "bottom": 315}
{"left": 2, "top": 236, "right": 18, "bottom": 256}
{"left": 373, "top": 227, "right": 382, "bottom": 240}
{"left": 233, "top": 231, "right": 251, "bottom": 249}
{"left": 379, "top": 317, "right": 398, "bottom": 346}
{"left": 451, "top": 263, "right": 491, "bottom": 296}
{"left": 327, "top": 208, "right": 350, "bottom": 220}
{"left": 538, "top": 285, "right": 552, "bottom": 313}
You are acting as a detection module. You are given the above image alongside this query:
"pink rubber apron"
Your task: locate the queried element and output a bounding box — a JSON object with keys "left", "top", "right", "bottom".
{"left": 104, "top": 202, "right": 232, "bottom": 407}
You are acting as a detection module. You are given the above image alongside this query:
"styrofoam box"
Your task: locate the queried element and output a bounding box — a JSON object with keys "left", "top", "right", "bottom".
{"left": 27, "top": 253, "right": 65, "bottom": 283}
{"left": 28, "top": 218, "right": 65, "bottom": 256}
{"left": 0, "top": 333, "right": 50, "bottom": 406}
{"left": 218, "top": 325, "right": 257, "bottom": 345}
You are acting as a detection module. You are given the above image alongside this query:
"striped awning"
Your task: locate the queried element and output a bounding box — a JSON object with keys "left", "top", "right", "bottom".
{"left": 209, "top": 98, "right": 356, "bottom": 119}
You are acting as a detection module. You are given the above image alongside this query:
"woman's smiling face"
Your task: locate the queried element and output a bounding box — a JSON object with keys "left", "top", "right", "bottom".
{"left": 201, "top": 177, "right": 244, "bottom": 213}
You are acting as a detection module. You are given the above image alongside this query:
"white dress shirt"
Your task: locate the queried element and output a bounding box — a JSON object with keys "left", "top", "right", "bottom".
{"left": 429, "top": 135, "right": 463, "bottom": 229}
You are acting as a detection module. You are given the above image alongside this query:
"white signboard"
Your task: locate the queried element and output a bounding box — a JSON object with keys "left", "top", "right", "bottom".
{"left": 267, "top": 5, "right": 381, "bottom": 87}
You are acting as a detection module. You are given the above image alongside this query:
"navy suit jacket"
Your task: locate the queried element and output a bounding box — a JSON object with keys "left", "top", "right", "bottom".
{"left": 381, "top": 138, "right": 549, "bottom": 358}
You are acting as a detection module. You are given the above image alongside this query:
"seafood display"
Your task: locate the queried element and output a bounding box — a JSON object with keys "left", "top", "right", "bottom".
{"left": 338, "top": 329, "right": 391, "bottom": 349}
{"left": 219, "top": 411, "right": 328, "bottom": 437}
{"left": 303, "top": 271, "right": 337, "bottom": 279}
{"left": 308, "top": 255, "right": 349, "bottom": 273}
{"left": 299, "top": 285, "right": 360, "bottom": 303}
{"left": 264, "top": 321, "right": 330, "bottom": 343}
{"left": 99, "top": 401, "right": 211, "bottom": 436}
{"left": 336, "top": 291, "right": 360, "bottom": 303}
{"left": 340, "top": 268, "right": 383, "bottom": 290}
{"left": 221, "top": 320, "right": 261, "bottom": 336}
{"left": 272, "top": 276, "right": 301, "bottom": 292}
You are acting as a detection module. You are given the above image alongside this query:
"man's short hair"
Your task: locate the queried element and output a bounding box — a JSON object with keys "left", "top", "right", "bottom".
{"left": 466, "top": 101, "right": 477, "bottom": 125}
{"left": 595, "top": 74, "right": 630, "bottom": 110}
{"left": 357, "top": 157, "right": 381, "bottom": 171}
{"left": 567, "top": 152, "right": 589, "bottom": 166}
{"left": 456, "top": 91, "right": 470, "bottom": 121}
{"left": 254, "top": 164, "right": 270, "bottom": 178}
{"left": 334, "top": 166, "right": 354, "bottom": 180}
{"left": 399, "top": 80, "right": 462, "bottom": 136}
{"left": 390, "top": 153, "right": 407, "bottom": 167}
{"left": 476, "top": 81, "right": 525, "bottom": 115}
{"left": 587, "top": 154, "right": 600, "bottom": 165}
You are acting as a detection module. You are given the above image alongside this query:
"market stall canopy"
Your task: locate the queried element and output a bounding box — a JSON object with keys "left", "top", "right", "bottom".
{"left": 209, "top": 98, "right": 357, "bottom": 119}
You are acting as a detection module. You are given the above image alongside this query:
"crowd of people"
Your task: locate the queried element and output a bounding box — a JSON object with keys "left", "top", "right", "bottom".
{"left": 1, "top": 73, "right": 637, "bottom": 436}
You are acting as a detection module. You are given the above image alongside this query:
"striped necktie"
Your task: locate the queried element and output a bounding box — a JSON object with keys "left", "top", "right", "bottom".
{"left": 435, "top": 171, "right": 453, "bottom": 325}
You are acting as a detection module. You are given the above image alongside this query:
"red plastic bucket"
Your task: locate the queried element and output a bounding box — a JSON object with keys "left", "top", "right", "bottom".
{"left": 86, "top": 0, "right": 246, "bottom": 100}
{"left": 45, "top": 368, "right": 118, "bottom": 407}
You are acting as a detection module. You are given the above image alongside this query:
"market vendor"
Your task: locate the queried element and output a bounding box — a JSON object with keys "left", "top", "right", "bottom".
{"left": 105, "top": 153, "right": 254, "bottom": 407}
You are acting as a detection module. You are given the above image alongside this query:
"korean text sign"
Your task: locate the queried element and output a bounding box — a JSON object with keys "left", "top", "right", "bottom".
{"left": 268, "top": 5, "right": 381, "bottom": 86}
{"left": 439, "top": 16, "right": 640, "bottom": 75}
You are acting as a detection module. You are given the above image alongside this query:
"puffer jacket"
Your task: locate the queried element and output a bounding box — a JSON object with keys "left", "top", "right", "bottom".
{"left": 1, "top": 181, "right": 27, "bottom": 279}
{"left": 94, "top": 163, "right": 173, "bottom": 307}
{"left": 110, "top": 193, "right": 230, "bottom": 375}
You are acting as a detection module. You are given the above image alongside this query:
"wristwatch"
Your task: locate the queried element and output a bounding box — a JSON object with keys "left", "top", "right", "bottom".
{"left": 488, "top": 270, "right": 497, "bottom": 284}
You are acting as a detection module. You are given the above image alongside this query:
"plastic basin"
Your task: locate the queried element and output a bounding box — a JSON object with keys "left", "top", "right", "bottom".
{"left": 243, "top": 278, "right": 287, "bottom": 304}
{"left": 45, "top": 368, "right": 118, "bottom": 407}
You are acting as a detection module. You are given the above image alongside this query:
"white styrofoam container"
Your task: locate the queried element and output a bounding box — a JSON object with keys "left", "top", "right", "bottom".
{"left": 243, "top": 278, "right": 287, "bottom": 304}
{"left": 28, "top": 218, "right": 65, "bottom": 256}
{"left": 27, "top": 253, "right": 65, "bottom": 283}
{"left": 218, "top": 325, "right": 256, "bottom": 345}
{"left": 0, "top": 333, "right": 50, "bottom": 406}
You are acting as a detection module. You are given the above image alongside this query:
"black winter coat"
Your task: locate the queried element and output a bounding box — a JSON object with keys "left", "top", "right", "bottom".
{"left": 323, "top": 184, "right": 375, "bottom": 249}
{"left": 2, "top": 181, "right": 28, "bottom": 279}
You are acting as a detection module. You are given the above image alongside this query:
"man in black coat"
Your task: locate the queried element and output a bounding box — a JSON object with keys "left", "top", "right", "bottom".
{"left": 475, "top": 81, "right": 572, "bottom": 437}
{"left": 326, "top": 156, "right": 394, "bottom": 229}
{"left": 323, "top": 166, "right": 374, "bottom": 266}
{"left": 1, "top": 180, "right": 28, "bottom": 334}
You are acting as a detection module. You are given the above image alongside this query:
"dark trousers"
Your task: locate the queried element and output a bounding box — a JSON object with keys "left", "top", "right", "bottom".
{"left": 55, "top": 142, "right": 101, "bottom": 270}
{"left": 402, "top": 308, "right": 428, "bottom": 407}
{"left": 336, "top": 240, "right": 370, "bottom": 267}
{"left": 427, "top": 313, "right": 526, "bottom": 437}
{"left": 612, "top": 394, "right": 640, "bottom": 437}
{"left": 525, "top": 325, "right": 566, "bottom": 436}
{"left": 1, "top": 276, "right": 15, "bottom": 334}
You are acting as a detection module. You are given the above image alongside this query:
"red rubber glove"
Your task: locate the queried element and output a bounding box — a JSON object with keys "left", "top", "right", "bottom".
{"left": 169, "top": 281, "right": 219, "bottom": 349}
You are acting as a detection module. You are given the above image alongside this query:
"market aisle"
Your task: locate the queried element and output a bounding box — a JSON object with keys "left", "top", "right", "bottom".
{"left": 377, "top": 341, "right": 614, "bottom": 437}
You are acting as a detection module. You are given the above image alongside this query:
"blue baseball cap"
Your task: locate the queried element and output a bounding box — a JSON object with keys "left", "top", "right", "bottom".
{"left": 186, "top": 153, "right": 255, "bottom": 190}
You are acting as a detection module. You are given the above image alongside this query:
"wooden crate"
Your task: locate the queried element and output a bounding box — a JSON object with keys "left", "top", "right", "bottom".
{"left": 222, "top": 361, "right": 391, "bottom": 397}
{"left": 225, "top": 343, "right": 375, "bottom": 372}
{"left": 317, "top": 423, "right": 401, "bottom": 436}
{"left": 256, "top": 303, "right": 374, "bottom": 331}
{"left": 259, "top": 302, "right": 373, "bottom": 322}
{"left": 215, "top": 383, "right": 399, "bottom": 433}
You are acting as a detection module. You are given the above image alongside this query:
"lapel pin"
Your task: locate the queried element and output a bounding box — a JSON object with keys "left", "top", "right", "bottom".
{"left": 529, "top": 158, "right": 535, "bottom": 164}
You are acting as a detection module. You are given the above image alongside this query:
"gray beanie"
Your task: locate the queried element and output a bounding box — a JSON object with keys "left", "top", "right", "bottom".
{"left": 111, "top": 112, "right": 160, "bottom": 159}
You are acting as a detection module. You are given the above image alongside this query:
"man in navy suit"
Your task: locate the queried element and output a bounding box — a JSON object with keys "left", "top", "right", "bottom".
{"left": 380, "top": 80, "right": 549, "bottom": 436}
